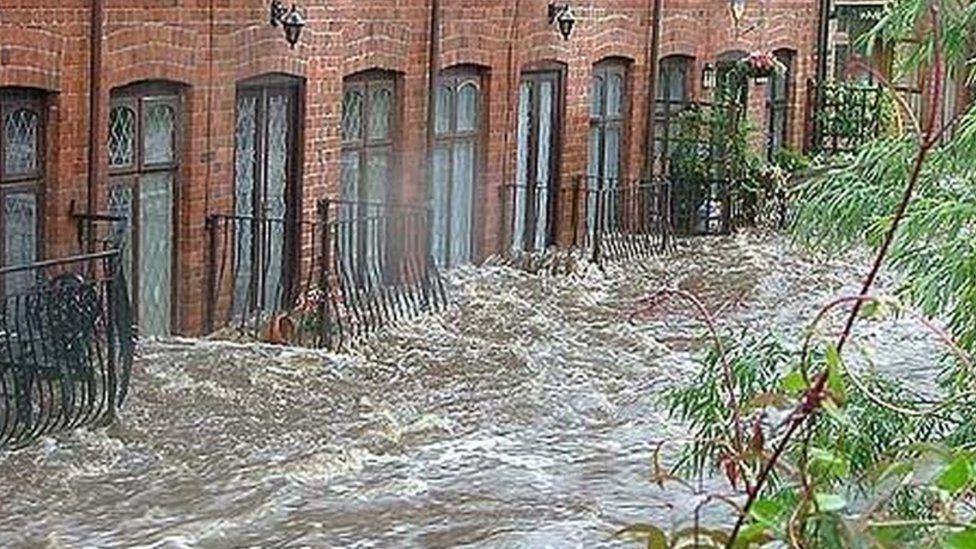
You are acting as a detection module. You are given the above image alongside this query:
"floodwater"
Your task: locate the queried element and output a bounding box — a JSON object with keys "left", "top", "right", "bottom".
{"left": 0, "top": 232, "right": 945, "bottom": 548}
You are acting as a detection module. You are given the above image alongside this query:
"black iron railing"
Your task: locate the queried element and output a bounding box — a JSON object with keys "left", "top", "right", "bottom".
{"left": 205, "top": 200, "right": 446, "bottom": 350}
{"left": 669, "top": 177, "right": 757, "bottom": 236}
{"left": 315, "top": 199, "right": 446, "bottom": 349}
{"left": 0, "top": 249, "right": 134, "bottom": 450}
{"left": 806, "top": 79, "right": 890, "bottom": 155}
{"left": 205, "top": 213, "right": 309, "bottom": 340}
{"left": 499, "top": 177, "right": 673, "bottom": 267}
{"left": 571, "top": 177, "right": 673, "bottom": 264}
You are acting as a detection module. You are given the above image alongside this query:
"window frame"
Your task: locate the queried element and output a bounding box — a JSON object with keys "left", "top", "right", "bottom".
{"left": 766, "top": 48, "right": 795, "bottom": 158}
{"left": 0, "top": 89, "right": 45, "bottom": 276}
{"left": 341, "top": 71, "right": 399, "bottom": 205}
{"left": 108, "top": 81, "right": 184, "bottom": 333}
{"left": 431, "top": 66, "right": 484, "bottom": 267}
{"left": 653, "top": 55, "right": 693, "bottom": 174}
{"left": 589, "top": 59, "right": 629, "bottom": 185}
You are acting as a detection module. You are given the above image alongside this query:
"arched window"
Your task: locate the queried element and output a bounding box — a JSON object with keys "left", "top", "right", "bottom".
{"left": 232, "top": 74, "right": 302, "bottom": 323}
{"left": 430, "top": 66, "right": 483, "bottom": 268}
{"left": 1, "top": 89, "right": 44, "bottom": 295}
{"left": 340, "top": 70, "right": 400, "bottom": 278}
{"left": 716, "top": 50, "right": 749, "bottom": 109}
{"left": 653, "top": 55, "right": 693, "bottom": 173}
{"left": 766, "top": 49, "right": 795, "bottom": 157}
{"left": 588, "top": 59, "right": 627, "bottom": 185}
{"left": 109, "top": 81, "right": 182, "bottom": 336}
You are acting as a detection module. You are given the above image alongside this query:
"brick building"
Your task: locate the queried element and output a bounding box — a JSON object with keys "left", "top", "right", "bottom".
{"left": 0, "top": 0, "right": 824, "bottom": 337}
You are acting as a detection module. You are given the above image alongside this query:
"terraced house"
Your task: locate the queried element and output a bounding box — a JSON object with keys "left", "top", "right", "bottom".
{"left": 0, "top": 0, "right": 964, "bottom": 341}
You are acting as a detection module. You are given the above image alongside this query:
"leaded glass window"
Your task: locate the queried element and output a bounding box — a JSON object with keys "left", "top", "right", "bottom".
{"left": 232, "top": 81, "right": 300, "bottom": 320}
{"left": 512, "top": 70, "right": 562, "bottom": 253}
{"left": 766, "top": 49, "right": 794, "bottom": 158}
{"left": 341, "top": 72, "right": 398, "bottom": 281}
{"left": 653, "top": 55, "right": 692, "bottom": 174}
{"left": 431, "top": 68, "right": 482, "bottom": 268}
{"left": 0, "top": 90, "right": 44, "bottom": 295}
{"left": 108, "top": 86, "right": 180, "bottom": 336}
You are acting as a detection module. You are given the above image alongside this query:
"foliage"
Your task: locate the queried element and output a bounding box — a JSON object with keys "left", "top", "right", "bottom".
{"left": 655, "top": 325, "right": 976, "bottom": 548}
{"left": 861, "top": 0, "right": 976, "bottom": 87}
{"left": 793, "top": 107, "right": 976, "bottom": 351}
{"left": 619, "top": 4, "right": 976, "bottom": 547}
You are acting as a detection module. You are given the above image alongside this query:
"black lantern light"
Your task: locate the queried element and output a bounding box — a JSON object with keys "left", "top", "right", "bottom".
{"left": 270, "top": 0, "right": 306, "bottom": 49}
{"left": 702, "top": 63, "right": 716, "bottom": 90}
{"left": 547, "top": 2, "right": 576, "bottom": 41}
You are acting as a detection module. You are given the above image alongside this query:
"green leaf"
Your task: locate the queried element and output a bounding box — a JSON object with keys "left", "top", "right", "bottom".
{"left": 824, "top": 346, "right": 847, "bottom": 404}
{"left": 781, "top": 370, "right": 808, "bottom": 395}
{"left": 814, "top": 493, "right": 848, "bottom": 513}
{"left": 731, "top": 523, "right": 774, "bottom": 548}
{"left": 937, "top": 455, "right": 974, "bottom": 495}
{"left": 749, "top": 497, "right": 783, "bottom": 527}
{"left": 810, "top": 447, "right": 850, "bottom": 478}
{"left": 946, "top": 528, "right": 976, "bottom": 549}
{"left": 822, "top": 397, "right": 854, "bottom": 429}
{"left": 615, "top": 524, "right": 667, "bottom": 548}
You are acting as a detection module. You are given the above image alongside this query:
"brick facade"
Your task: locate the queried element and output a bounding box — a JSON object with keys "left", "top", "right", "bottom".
{"left": 1, "top": 0, "right": 823, "bottom": 336}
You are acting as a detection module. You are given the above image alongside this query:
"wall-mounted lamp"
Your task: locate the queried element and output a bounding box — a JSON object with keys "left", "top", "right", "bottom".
{"left": 270, "top": 0, "right": 306, "bottom": 49}
{"left": 702, "top": 63, "right": 716, "bottom": 90}
{"left": 547, "top": 2, "right": 576, "bottom": 41}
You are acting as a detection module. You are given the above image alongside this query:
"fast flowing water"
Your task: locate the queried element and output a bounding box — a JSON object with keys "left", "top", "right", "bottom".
{"left": 0, "top": 233, "right": 944, "bottom": 548}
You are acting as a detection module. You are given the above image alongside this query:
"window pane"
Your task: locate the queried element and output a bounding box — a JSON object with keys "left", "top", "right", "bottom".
{"left": 607, "top": 73, "right": 623, "bottom": 116}
{"left": 108, "top": 182, "right": 134, "bottom": 302}
{"left": 450, "top": 139, "right": 475, "bottom": 265}
{"left": 430, "top": 145, "right": 451, "bottom": 266}
{"left": 342, "top": 89, "right": 363, "bottom": 142}
{"left": 138, "top": 172, "right": 173, "bottom": 336}
{"left": 234, "top": 95, "right": 258, "bottom": 217}
{"left": 109, "top": 106, "right": 136, "bottom": 167}
{"left": 456, "top": 83, "right": 479, "bottom": 133}
{"left": 591, "top": 76, "right": 604, "bottom": 117}
{"left": 587, "top": 125, "right": 602, "bottom": 180}
{"left": 3, "top": 192, "right": 37, "bottom": 295}
{"left": 435, "top": 85, "right": 452, "bottom": 136}
{"left": 667, "top": 65, "right": 686, "bottom": 102}
{"left": 341, "top": 150, "right": 360, "bottom": 205}
{"left": 535, "top": 81, "right": 553, "bottom": 251}
{"left": 143, "top": 102, "right": 176, "bottom": 165}
{"left": 233, "top": 95, "right": 258, "bottom": 318}
{"left": 365, "top": 149, "right": 388, "bottom": 203}
{"left": 604, "top": 125, "right": 620, "bottom": 181}
{"left": 3, "top": 108, "right": 39, "bottom": 177}
{"left": 368, "top": 85, "right": 392, "bottom": 141}
{"left": 264, "top": 94, "right": 289, "bottom": 312}
{"left": 513, "top": 82, "right": 532, "bottom": 250}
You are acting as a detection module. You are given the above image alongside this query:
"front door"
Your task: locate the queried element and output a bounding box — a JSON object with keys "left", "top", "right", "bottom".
{"left": 512, "top": 70, "right": 561, "bottom": 252}
{"left": 233, "top": 81, "right": 300, "bottom": 320}
{"left": 108, "top": 87, "right": 179, "bottom": 336}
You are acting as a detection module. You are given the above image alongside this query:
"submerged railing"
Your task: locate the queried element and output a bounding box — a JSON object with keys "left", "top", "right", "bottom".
{"left": 500, "top": 177, "right": 673, "bottom": 268}
{"left": 0, "top": 249, "right": 134, "bottom": 450}
{"left": 670, "top": 177, "right": 756, "bottom": 236}
{"left": 205, "top": 200, "right": 446, "bottom": 349}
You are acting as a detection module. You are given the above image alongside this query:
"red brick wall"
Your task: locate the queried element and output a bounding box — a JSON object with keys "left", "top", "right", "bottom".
{"left": 0, "top": 0, "right": 822, "bottom": 335}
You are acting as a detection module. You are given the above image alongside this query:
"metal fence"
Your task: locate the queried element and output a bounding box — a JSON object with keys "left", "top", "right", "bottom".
{"left": 0, "top": 249, "right": 134, "bottom": 450}
{"left": 205, "top": 200, "right": 446, "bottom": 350}
{"left": 499, "top": 177, "right": 674, "bottom": 268}
{"left": 315, "top": 199, "right": 446, "bottom": 349}
{"left": 670, "top": 177, "right": 757, "bottom": 236}
{"left": 806, "top": 79, "right": 888, "bottom": 155}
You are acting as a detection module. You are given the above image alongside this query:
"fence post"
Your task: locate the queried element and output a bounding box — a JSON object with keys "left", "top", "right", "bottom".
{"left": 591, "top": 176, "right": 604, "bottom": 264}
{"left": 205, "top": 215, "right": 217, "bottom": 334}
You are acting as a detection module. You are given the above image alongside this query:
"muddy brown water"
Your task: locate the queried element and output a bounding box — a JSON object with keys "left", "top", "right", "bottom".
{"left": 0, "top": 233, "right": 944, "bottom": 548}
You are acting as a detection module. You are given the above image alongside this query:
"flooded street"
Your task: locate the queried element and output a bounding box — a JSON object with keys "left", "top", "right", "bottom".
{"left": 0, "top": 233, "right": 944, "bottom": 548}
